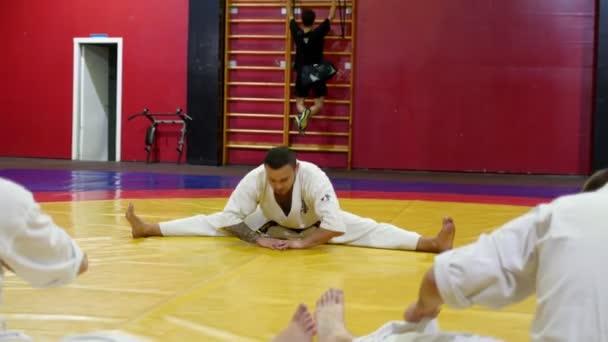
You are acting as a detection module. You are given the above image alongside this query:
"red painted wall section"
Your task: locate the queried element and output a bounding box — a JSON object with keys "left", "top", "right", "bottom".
{"left": 1, "top": 1, "right": 596, "bottom": 174}
{"left": 0, "top": 0, "right": 187, "bottom": 161}
{"left": 352, "top": 0, "right": 595, "bottom": 174}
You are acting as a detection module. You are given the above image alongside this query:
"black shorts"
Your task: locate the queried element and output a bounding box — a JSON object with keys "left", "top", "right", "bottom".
{"left": 295, "top": 72, "right": 328, "bottom": 98}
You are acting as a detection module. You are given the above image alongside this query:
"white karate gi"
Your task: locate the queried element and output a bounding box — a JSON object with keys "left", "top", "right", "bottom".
{"left": 160, "top": 161, "right": 421, "bottom": 250}
{"left": 0, "top": 178, "right": 85, "bottom": 340}
{"left": 354, "top": 319, "right": 500, "bottom": 342}
{"left": 431, "top": 183, "right": 608, "bottom": 341}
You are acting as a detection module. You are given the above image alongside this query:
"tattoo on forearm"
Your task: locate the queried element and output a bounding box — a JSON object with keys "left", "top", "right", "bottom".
{"left": 225, "top": 222, "right": 260, "bottom": 243}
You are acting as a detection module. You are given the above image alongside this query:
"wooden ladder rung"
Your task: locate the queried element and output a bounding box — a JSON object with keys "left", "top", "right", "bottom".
{"left": 228, "top": 82, "right": 349, "bottom": 88}
{"left": 290, "top": 144, "right": 349, "bottom": 153}
{"left": 289, "top": 83, "right": 350, "bottom": 88}
{"left": 228, "top": 50, "right": 352, "bottom": 56}
{"left": 326, "top": 36, "right": 353, "bottom": 40}
{"left": 325, "top": 51, "right": 352, "bottom": 56}
{"left": 228, "top": 66, "right": 284, "bottom": 70}
{"left": 230, "top": 3, "right": 288, "bottom": 7}
{"left": 288, "top": 115, "right": 350, "bottom": 121}
{"left": 230, "top": 3, "right": 354, "bottom": 8}
{"left": 290, "top": 51, "right": 351, "bottom": 56}
{"left": 288, "top": 131, "right": 349, "bottom": 137}
{"left": 228, "top": 113, "right": 284, "bottom": 118}
{"left": 228, "top": 82, "right": 285, "bottom": 87}
{"left": 227, "top": 129, "right": 283, "bottom": 134}
{"left": 229, "top": 50, "right": 285, "bottom": 55}
{"left": 229, "top": 19, "right": 285, "bottom": 23}
{"left": 227, "top": 113, "right": 349, "bottom": 121}
{"left": 228, "top": 97, "right": 285, "bottom": 102}
{"left": 228, "top": 98, "right": 350, "bottom": 104}
{"left": 229, "top": 18, "right": 353, "bottom": 24}
{"left": 226, "top": 141, "right": 349, "bottom": 153}
{"left": 226, "top": 141, "right": 277, "bottom": 150}
{"left": 229, "top": 34, "right": 285, "bottom": 39}
{"left": 289, "top": 99, "right": 350, "bottom": 104}
{"left": 229, "top": 34, "right": 352, "bottom": 40}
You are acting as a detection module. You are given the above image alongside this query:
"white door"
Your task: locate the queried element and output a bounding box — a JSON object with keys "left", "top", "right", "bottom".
{"left": 79, "top": 44, "right": 109, "bottom": 161}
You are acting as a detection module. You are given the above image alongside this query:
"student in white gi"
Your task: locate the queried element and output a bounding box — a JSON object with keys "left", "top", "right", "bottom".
{"left": 271, "top": 169, "right": 608, "bottom": 342}
{"left": 126, "top": 147, "right": 455, "bottom": 252}
{"left": 0, "top": 177, "right": 88, "bottom": 340}
{"left": 402, "top": 168, "right": 608, "bottom": 341}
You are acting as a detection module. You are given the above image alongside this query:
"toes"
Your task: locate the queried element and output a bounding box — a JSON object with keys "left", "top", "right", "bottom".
{"left": 318, "top": 288, "right": 344, "bottom": 305}
{"left": 325, "top": 289, "right": 334, "bottom": 304}
{"left": 304, "top": 310, "right": 316, "bottom": 334}
{"left": 318, "top": 289, "right": 329, "bottom": 307}
{"left": 294, "top": 304, "right": 307, "bottom": 321}
{"left": 317, "top": 288, "right": 343, "bottom": 309}
{"left": 336, "top": 289, "right": 344, "bottom": 304}
{"left": 316, "top": 294, "right": 323, "bottom": 308}
{"left": 305, "top": 319, "right": 316, "bottom": 334}
{"left": 126, "top": 204, "right": 136, "bottom": 219}
{"left": 328, "top": 288, "right": 336, "bottom": 303}
{"left": 330, "top": 288, "right": 342, "bottom": 304}
{"left": 304, "top": 313, "right": 314, "bottom": 327}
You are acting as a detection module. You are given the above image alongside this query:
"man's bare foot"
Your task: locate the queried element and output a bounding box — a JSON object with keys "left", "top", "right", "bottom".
{"left": 415, "top": 217, "right": 456, "bottom": 253}
{"left": 434, "top": 217, "right": 455, "bottom": 252}
{"left": 125, "top": 203, "right": 161, "bottom": 238}
{"left": 316, "top": 288, "right": 353, "bottom": 342}
{"left": 272, "top": 304, "right": 315, "bottom": 342}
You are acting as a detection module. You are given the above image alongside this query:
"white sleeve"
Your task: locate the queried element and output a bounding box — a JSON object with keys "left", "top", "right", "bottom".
{"left": 207, "top": 170, "right": 261, "bottom": 229}
{"left": 433, "top": 205, "right": 549, "bottom": 309}
{"left": 0, "top": 180, "right": 84, "bottom": 288}
{"left": 310, "top": 171, "right": 345, "bottom": 233}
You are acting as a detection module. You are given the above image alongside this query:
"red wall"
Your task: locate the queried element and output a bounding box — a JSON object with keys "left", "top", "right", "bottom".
{"left": 352, "top": 0, "right": 595, "bottom": 174}
{"left": 0, "top": 0, "right": 187, "bottom": 162}
{"left": 1, "top": 1, "right": 597, "bottom": 174}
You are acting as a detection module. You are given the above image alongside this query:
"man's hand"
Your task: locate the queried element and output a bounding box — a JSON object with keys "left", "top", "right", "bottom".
{"left": 256, "top": 238, "right": 306, "bottom": 250}
{"left": 404, "top": 300, "right": 441, "bottom": 323}
{"left": 255, "top": 227, "right": 342, "bottom": 250}
{"left": 256, "top": 237, "right": 288, "bottom": 250}
{"left": 277, "top": 239, "right": 307, "bottom": 249}
{"left": 268, "top": 228, "right": 342, "bottom": 250}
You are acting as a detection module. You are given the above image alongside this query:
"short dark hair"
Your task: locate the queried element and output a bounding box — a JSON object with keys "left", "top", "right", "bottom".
{"left": 264, "top": 146, "right": 297, "bottom": 169}
{"left": 302, "top": 8, "right": 316, "bottom": 26}
{"left": 582, "top": 168, "right": 608, "bottom": 192}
